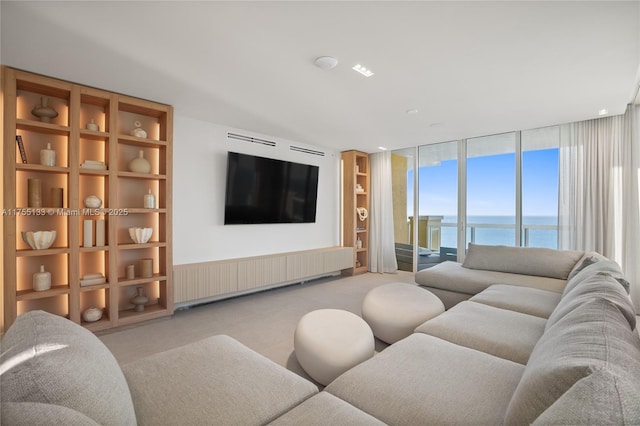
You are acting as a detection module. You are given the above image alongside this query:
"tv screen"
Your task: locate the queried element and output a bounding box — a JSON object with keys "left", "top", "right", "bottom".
{"left": 224, "top": 152, "right": 319, "bottom": 224}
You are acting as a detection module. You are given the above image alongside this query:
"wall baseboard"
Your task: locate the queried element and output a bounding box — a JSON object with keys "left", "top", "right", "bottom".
{"left": 173, "top": 246, "right": 354, "bottom": 307}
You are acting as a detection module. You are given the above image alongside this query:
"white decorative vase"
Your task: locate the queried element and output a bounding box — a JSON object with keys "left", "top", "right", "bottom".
{"left": 128, "top": 150, "right": 151, "bottom": 173}
{"left": 33, "top": 265, "right": 51, "bottom": 291}
{"left": 40, "top": 143, "right": 56, "bottom": 166}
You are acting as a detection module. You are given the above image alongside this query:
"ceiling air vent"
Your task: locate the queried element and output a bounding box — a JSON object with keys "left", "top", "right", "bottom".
{"left": 227, "top": 132, "right": 276, "bottom": 147}
{"left": 290, "top": 145, "right": 325, "bottom": 157}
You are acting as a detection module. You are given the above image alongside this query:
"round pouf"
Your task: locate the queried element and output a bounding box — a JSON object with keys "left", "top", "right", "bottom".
{"left": 362, "top": 282, "right": 445, "bottom": 344}
{"left": 294, "top": 309, "right": 374, "bottom": 386}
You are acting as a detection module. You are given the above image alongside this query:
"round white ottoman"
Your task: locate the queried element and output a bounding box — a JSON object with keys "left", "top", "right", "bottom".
{"left": 362, "top": 282, "right": 445, "bottom": 344}
{"left": 294, "top": 309, "right": 374, "bottom": 386}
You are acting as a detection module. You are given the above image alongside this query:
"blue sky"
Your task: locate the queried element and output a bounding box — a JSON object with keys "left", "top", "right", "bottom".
{"left": 407, "top": 148, "right": 559, "bottom": 217}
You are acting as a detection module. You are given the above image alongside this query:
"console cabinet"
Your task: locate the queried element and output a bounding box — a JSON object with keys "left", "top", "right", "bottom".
{"left": 2, "top": 67, "right": 173, "bottom": 333}
{"left": 342, "top": 150, "right": 369, "bottom": 275}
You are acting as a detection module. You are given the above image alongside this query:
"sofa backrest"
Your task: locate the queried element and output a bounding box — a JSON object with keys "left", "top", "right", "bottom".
{"left": 462, "top": 243, "right": 583, "bottom": 280}
{"left": 504, "top": 297, "right": 640, "bottom": 425}
{"left": 0, "top": 311, "right": 137, "bottom": 425}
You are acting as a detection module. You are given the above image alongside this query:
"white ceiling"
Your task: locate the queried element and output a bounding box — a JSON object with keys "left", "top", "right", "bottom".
{"left": 2, "top": 1, "right": 639, "bottom": 153}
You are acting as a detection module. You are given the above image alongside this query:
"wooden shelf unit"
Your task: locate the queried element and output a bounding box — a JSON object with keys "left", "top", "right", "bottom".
{"left": 342, "top": 150, "right": 370, "bottom": 275}
{"left": 2, "top": 67, "right": 173, "bottom": 333}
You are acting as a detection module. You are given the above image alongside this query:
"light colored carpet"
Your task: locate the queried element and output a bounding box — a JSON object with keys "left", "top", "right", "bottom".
{"left": 99, "top": 271, "right": 416, "bottom": 383}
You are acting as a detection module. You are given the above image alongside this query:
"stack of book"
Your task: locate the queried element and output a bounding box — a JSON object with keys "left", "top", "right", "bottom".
{"left": 80, "top": 160, "right": 107, "bottom": 170}
{"left": 80, "top": 273, "right": 107, "bottom": 287}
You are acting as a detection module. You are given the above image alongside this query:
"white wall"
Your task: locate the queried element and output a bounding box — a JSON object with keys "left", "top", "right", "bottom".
{"left": 173, "top": 115, "right": 342, "bottom": 265}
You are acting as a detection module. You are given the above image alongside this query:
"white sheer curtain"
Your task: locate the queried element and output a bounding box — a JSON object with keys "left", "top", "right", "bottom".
{"left": 559, "top": 104, "right": 640, "bottom": 311}
{"left": 369, "top": 151, "right": 398, "bottom": 273}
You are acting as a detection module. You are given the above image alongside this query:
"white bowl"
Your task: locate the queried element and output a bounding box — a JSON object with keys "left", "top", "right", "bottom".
{"left": 21, "top": 230, "right": 57, "bottom": 249}
{"left": 128, "top": 227, "right": 152, "bottom": 244}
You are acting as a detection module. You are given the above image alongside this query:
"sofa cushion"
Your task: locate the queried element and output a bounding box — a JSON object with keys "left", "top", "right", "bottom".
{"left": 532, "top": 368, "right": 640, "bottom": 425}
{"left": 462, "top": 243, "right": 583, "bottom": 279}
{"left": 0, "top": 311, "right": 137, "bottom": 425}
{"left": 504, "top": 297, "right": 640, "bottom": 425}
{"left": 469, "top": 284, "right": 561, "bottom": 318}
{"left": 122, "top": 334, "right": 318, "bottom": 425}
{"left": 415, "top": 261, "right": 567, "bottom": 296}
{"left": 563, "top": 257, "right": 630, "bottom": 297}
{"left": 0, "top": 402, "right": 100, "bottom": 426}
{"left": 326, "top": 333, "right": 525, "bottom": 425}
{"left": 548, "top": 273, "right": 636, "bottom": 331}
{"left": 268, "top": 392, "right": 385, "bottom": 426}
{"left": 414, "top": 301, "right": 546, "bottom": 364}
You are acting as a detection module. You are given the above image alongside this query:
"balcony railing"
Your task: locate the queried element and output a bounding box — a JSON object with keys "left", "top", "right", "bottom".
{"left": 408, "top": 216, "right": 558, "bottom": 249}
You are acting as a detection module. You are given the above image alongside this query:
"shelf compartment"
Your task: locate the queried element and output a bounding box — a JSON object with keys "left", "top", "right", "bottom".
{"left": 79, "top": 250, "right": 109, "bottom": 284}
{"left": 80, "top": 135, "right": 109, "bottom": 170}
{"left": 16, "top": 214, "right": 68, "bottom": 251}
{"left": 15, "top": 129, "right": 69, "bottom": 168}
{"left": 80, "top": 91, "right": 111, "bottom": 134}
{"left": 117, "top": 143, "right": 165, "bottom": 175}
{"left": 79, "top": 174, "right": 109, "bottom": 210}
{"left": 16, "top": 294, "right": 69, "bottom": 318}
{"left": 16, "top": 83, "right": 70, "bottom": 127}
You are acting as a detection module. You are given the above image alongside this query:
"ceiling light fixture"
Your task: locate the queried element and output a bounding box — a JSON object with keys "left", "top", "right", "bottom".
{"left": 314, "top": 56, "right": 338, "bottom": 70}
{"left": 352, "top": 64, "right": 374, "bottom": 77}
{"left": 378, "top": 146, "right": 387, "bottom": 151}
{"left": 406, "top": 109, "right": 419, "bottom": 115}
{"left": 598, "top": 108, "right": 608, "bottom": 116}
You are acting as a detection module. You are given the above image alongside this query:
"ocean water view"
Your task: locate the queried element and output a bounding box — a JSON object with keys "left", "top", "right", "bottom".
{"left": 438, "top": 215, "right": 558, "bottom": 249}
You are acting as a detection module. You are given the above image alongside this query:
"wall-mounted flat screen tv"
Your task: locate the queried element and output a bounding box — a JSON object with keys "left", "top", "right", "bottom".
{"left": 224, "top": 152, "right": 319, "bottom": 224}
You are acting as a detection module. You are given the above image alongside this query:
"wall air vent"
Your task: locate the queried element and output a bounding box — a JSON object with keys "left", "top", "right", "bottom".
{"left": 227, "top": 132, "right": 276, "bottom": 147}
{"left": 290, "top": 145, "right": 325, "bottom": 157}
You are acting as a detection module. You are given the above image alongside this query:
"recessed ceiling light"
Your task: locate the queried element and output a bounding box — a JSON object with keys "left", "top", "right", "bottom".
{"left": 378, "top": 146, "right": 387, "bottom": 151}
{"left": 598, "top": 108, "right": 608, "bottom": 116}
{"left": 406, "top": 109, "right": 419, "bottom": 115}
{"left": 314, "top": 56, "right": 338, "bottom": 70}
{"left": 352, "top": 64, "right": 374, "bottom": 77}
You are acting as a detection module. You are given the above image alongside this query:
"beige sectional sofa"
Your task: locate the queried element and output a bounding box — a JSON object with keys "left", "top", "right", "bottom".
{"left": 2, "top": 245, "right": 639, "bottom": 425}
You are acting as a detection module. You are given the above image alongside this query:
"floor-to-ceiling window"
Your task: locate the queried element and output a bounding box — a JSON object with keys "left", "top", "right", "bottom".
{"left": 392, "top": 125, "right": 560, "bottom": 271}
{"left": 466, "top": 132, "right": 516, "bottom": 247}
{"left": 391, "top": 149, "right": 415, "bottom": 271}
{"left": 521, "top": 126, "right": 560, "bottom": 248}
{"left": 415, "top": 141, "right": 459, "bottom": 270}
